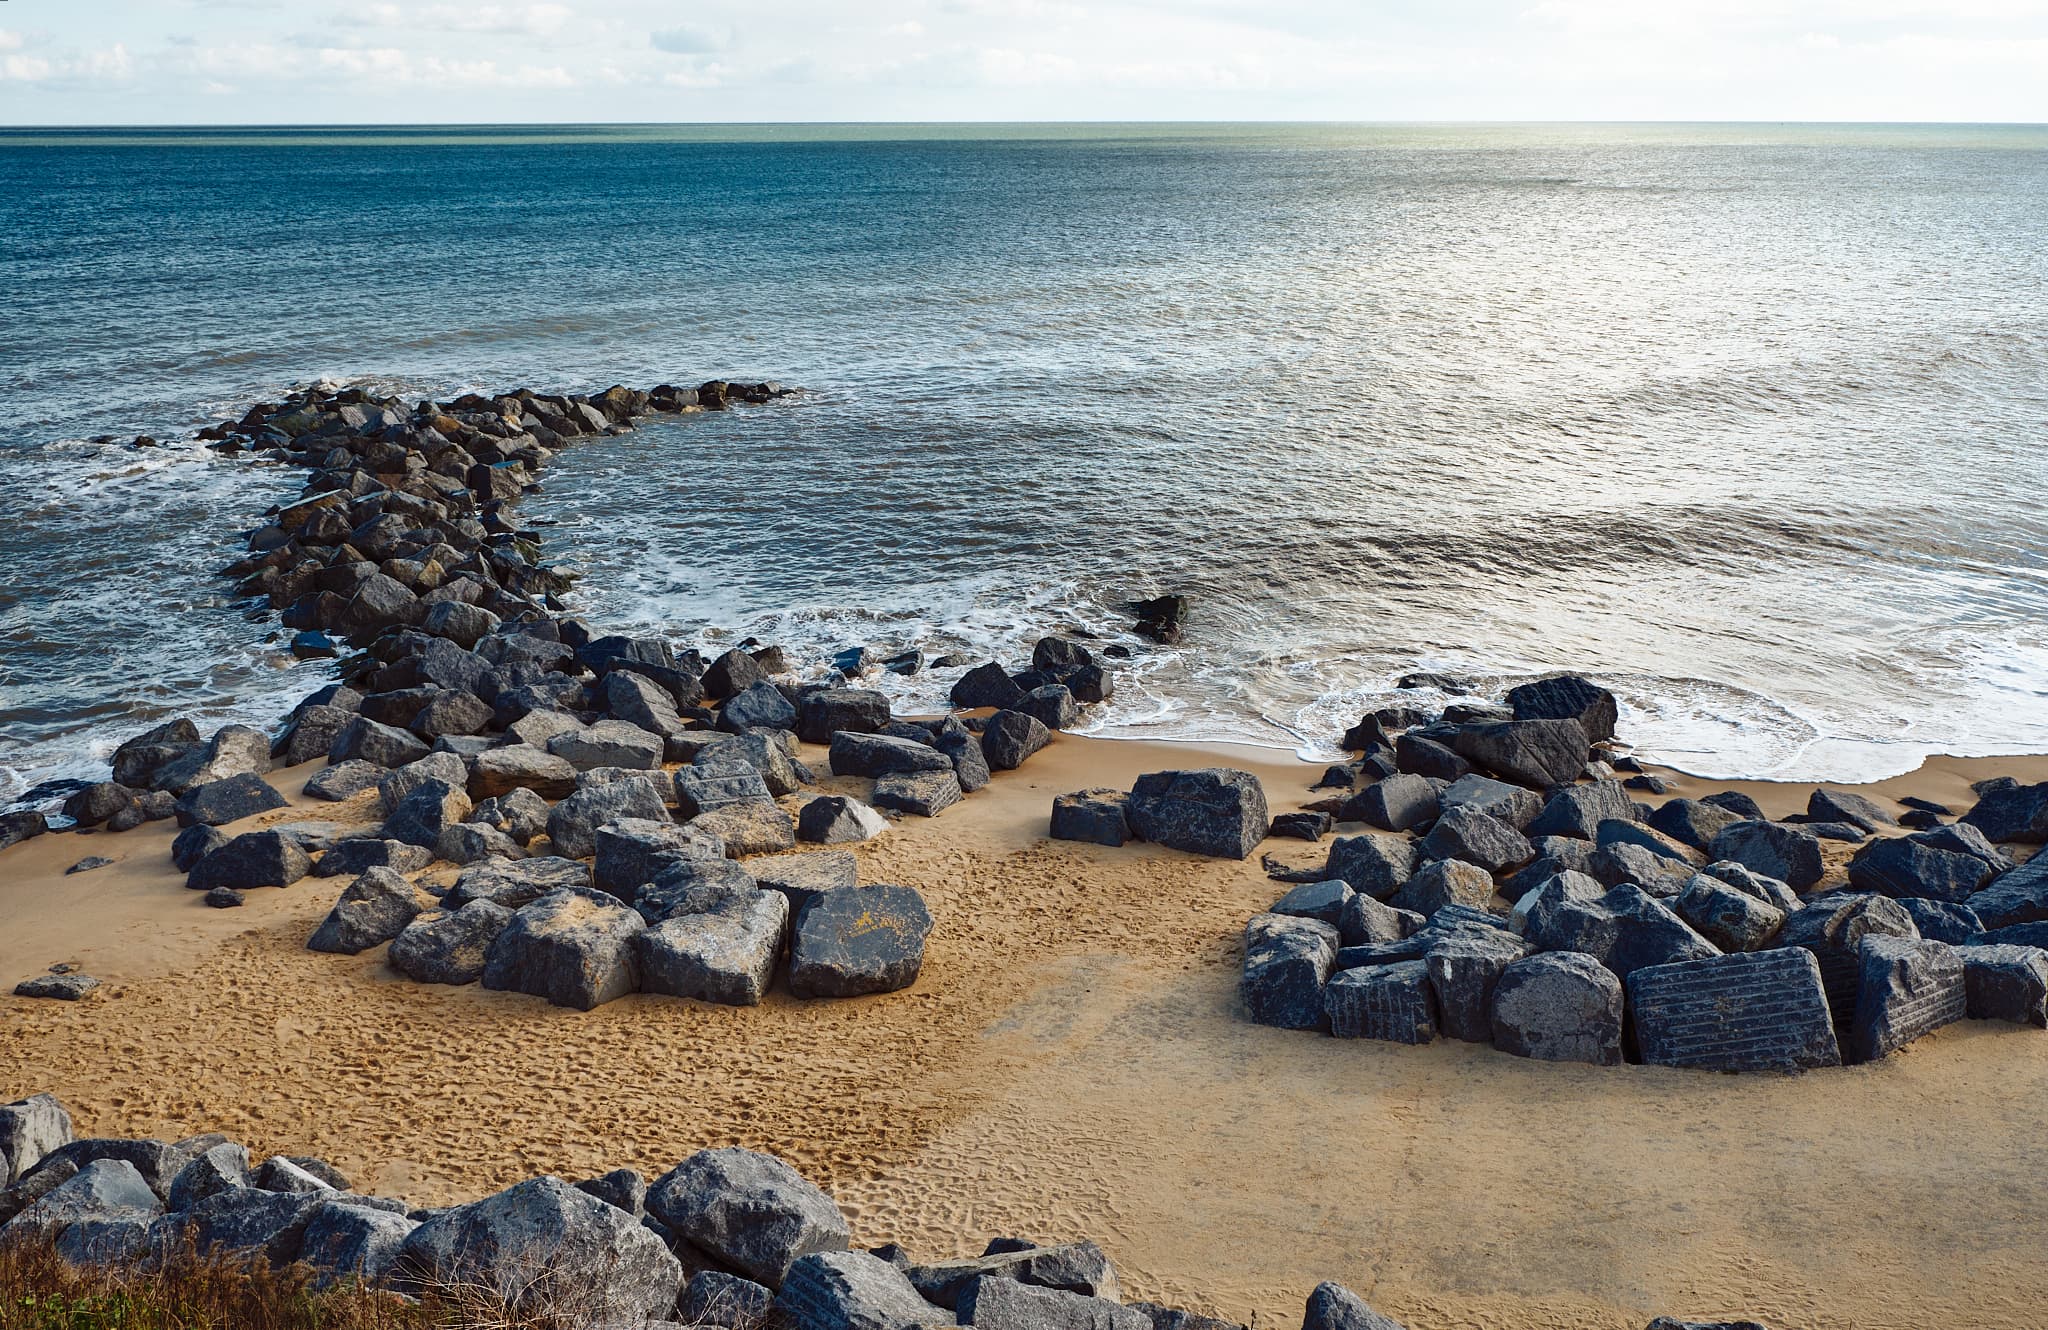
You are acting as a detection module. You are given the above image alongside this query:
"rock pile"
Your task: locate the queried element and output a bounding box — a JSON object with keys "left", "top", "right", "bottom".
{"left": 0, "top": 1092, "right": 1768, "bottom": 1330}
{"left": 1230, "top": 674, "right": 2048, "bottom": 1072}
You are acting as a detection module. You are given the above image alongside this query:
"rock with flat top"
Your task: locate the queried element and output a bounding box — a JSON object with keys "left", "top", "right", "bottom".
{"left": 1850, "top": 935, "right": 1966, "bottom": 1062}
{"left": 636, "top": 890, "right": 789, "bottom": 1006}
{"left": 958, "top": 1273, "right": 1148, "bottom": 1330}
{"left": 482, "top": 887, "right": 645, "bottom": 1010}
{"left": 1127, "top": 769, "right": 1268, "bottom": 859}
{"left": 1451, "top": 719, "right": 1589, "bottom": 789}
{"left": 1708, "top": 820, "right": 1824, "bottom": 892}
{"left": 307, "top": 867, "right": 420, "bottom": 954}
{"left": 185, "top": 829, "right": 312, "bottom": 892}
{"left": 648, "top": 1147, "right": 850, "bottom": 1288}
{"left": 981, "top": 710, "right": 1052, "bottom": 771}
{"left": 1051, "top": 790, "right": 1131, "bottom": 846}
{"left": 387, "top": 900, "right": 516, "bottom": 985}
{"left": 1325, "top": 961, "right": 1437, "bottom": 1044}
{"left": 873, "top": 770, "right": 963, "bottom": 817}
{"left": 468, "top": 745, "right": 578, "bottom": 800}
{"left": 175, "top": 773, "right": 289, "bottom": 828}
{"left": 1241, "top": 913, "right": 1339, "bottom": 1031}
{"left": 547, "top": 778, "right": 671, "bottom": 859}
{"left": 1628, "top": 950, "right": 1841, "bottom": 1072}
{"left": 776, "top": 1251, "right": 950, "bottom": 1330}
{"left": 787, "top": 886, "right": 933, "bottom": 998}
{"left": 1489, "top": 951, "right": 1623, "bottom": 1065}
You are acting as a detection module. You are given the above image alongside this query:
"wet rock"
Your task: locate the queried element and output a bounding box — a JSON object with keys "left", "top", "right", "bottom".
{"left": 186, "top": 829, "right": 313, "bottom": 892}
{"left": 482, "top": 887, "right": 645, "bottom": 1010}
{"left": 788, "top": 886, "right": 933, "bottom": 998}
{"left": 1506, "top": 675, "right": 1618, "bottom": 744}
{"left": 1126, "top": 769, "right": 1269, "bottom": 860}
{"left": 776, "top": 1250, "right": 947, "bottom": 1330}
{"left": 1241, "top": 913, "right": 1340, "bottom": 1031}
{"left": 1674, "top": 874, "right": 1785, "bottom": 952}
{"left": 1351, "top": 774, "right": 1439, "bottom": 833}
{"left": 648, "top": 1147, "right": 850, "bottom": 1287}
{"left": 1394, "top": 733, "right": 1471, "bottom": 782}
{"left": 799, "top": 796, "right": 890, "bottom": 845}
{"left": 636, "top": 888, "right": 788, "bottom": 1006}
{"left": 1527, "top": 780, "right": 1636, "bottom": 841}
{"left": 799, "top": 689, "right": 892, "bottom": 745}
{"left": 387, "top": 900, "right": 516, "bottom": 985}
{"left": 397, "top": 1176, "right": 682, "bottom": 1323}
{"left": 1325, "top": 961, "right": 1436, "bottom": 1044}
{"left": 1850, "top": 935, "right": 1966, "bottom": 1063}
{"left": 62, "top": 782, "right": 135, "bottom": 829}
{"left": 175, "top": 773, "right": 289, "bottom": 828}
{"left": 1389, "top": 858, "right": 1496, "bottom": 916}
{"left": 447, "top": 855, "right": 589, "bottom": 908}
{"left": 1017, "top": 684, "right": 1082, "bottom": 732}
{"left": 111, "top": 717, "right": 201, "bottom": 789}
{"left": 873, "top": 770, "right": 964, "bottom": 817}
{"left": 982, "top": 710, "right": 1053, "bottom": 771}
{"left": 307, "top": 867, "right": 421, "bottom": 954}
{"left": 1628, "top": 949, "right": 1841, "bottom": 1072}
{"left": 546, "top": 777, "right": 671, "bottom": 859}
{"left": 951, "top": 662, "right": 1029, "bottom": 711}
{"left": 1416, "top": 806, "right": 1532, "bottom": 874}
{"left": 1451, "top": 719, "right": 1589, "bottom": 790}
{"left": 1326, "top": 833, "right": 1420, "bottom": 900}
{"left": 1051, "top": 790, "right": 1132, "bottom": 847}
{"left": 1708, "top": 820, "right": 1825, "bottom": 893}
{"left": 703, "top": 648, "right": 771, "bottom": 702}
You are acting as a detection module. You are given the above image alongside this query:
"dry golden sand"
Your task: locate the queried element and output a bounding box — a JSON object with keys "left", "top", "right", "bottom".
{"left": 6, "top": 737, "right": 2048, "bottom": 1329}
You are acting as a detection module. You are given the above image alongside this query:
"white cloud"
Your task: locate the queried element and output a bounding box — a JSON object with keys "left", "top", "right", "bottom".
{"left": 0, "top": 40, "right": 133, "bottom": 85}
{"left": 341, "top": 4, "right": 576, "bottom": 37}
{"left": 0, "top": 30, "right": 25, "bottom": 52}
{"left": 651, "top": 24, "right": 729, "bottom": 55}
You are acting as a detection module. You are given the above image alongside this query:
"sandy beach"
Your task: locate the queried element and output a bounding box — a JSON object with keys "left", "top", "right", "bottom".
{"left": 6, "top": 732, "right": 2047, "bottom": 1329}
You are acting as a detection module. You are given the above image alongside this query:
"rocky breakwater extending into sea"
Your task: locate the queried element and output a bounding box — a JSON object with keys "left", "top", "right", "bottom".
{"left": 1, "top": 380, "right": 1149, "bottom": 1010}
{"left": 0, "top": 1091, "right": 1770, "bottom": 1330}
{"left": 1051, "top": 674, "right": 2048, "bottom": 1072}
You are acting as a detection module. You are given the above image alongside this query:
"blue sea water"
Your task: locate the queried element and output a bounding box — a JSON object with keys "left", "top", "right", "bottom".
{"left": 3, "top": 122, "right": 2048, "bottom": 799}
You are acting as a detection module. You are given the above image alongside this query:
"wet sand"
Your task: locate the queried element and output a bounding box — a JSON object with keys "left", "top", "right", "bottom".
{"left": 4, "top": 735, "right": 2047, "bottom": 1329}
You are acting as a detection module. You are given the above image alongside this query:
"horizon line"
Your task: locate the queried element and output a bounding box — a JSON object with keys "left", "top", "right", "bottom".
{"left": 5, "top": 117, "right": 2048, "bottom": 131}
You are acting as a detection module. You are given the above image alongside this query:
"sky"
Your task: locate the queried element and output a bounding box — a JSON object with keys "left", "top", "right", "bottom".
{"left": 0, "top": 1, "right": 2045, "bottom": 125}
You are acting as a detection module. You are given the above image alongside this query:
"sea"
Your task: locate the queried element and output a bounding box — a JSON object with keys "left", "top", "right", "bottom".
{"left": 4, "top": 121, "right": 2047, "bottom": 804}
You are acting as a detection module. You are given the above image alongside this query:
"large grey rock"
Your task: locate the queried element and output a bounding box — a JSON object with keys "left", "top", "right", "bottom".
{"left": 446, "top": 855, "right": 589, "bottom": 908}
{"left": 1527, "top": 780, "right": 1636, "bottom": 840}
{"left": 468, "top": 744, "right": 578, "bottom": 800}
{"left": 1301, "top": 1280, "right": 1407, "bottom": 1330}
{"left": 1389, "top": 858, "right": 1496, "bottom": 917}
{"left": 299, "top": 1199, "right": 418, "bottom": 1288}
{"left": 1349, "top": 773, "right": 1439, "bottom": 833}
{"left": 1674, "top": 874, "right": 1785, "bottom": 952}
{"left": 1708, "top": 820, "right": 1824, "bottom": 892}
{"left": 873, "top": 770, "right": 964, "bottom": 818}
{"left": 636, "top": 889, "right": 789, "bottom": 1006}
{"left": 959, "top": 1274, "right": 1148, "bottom": 1330}
{"left": 1508, "top": 867, "right": 1606, "bottom": 935}
{"left": 798, "top": 689, "right": 892, "bottom": 745}
{"left": 1438, "top": 775, "right": 1541, "bottom": 830}
{"left": 788, "top": 886, "right": 933, "bottom": 998}
{"left": 594, "top": 817, "right": 725, "bottom": 900}
{"left": 932, "top": 718, "right": 991, "bottom": 793}
{"left": 165, "top": 1142, "right": 251, "bottom": 1211}
{"left": 1451, "top": 719, "right": 1589, "bottom": 789}
{"left": 1016, "top": 684, "right": 1082, "bottom": 732}
{"left": 550, "top": 719, "right": 664, "bottom": 772}
{"left": 1416, "top": 806, "right": 1532, "bottom": 873}
{"left": 330, "top": 716, "right": 429, "bottom": 769}
{"left": 1966, "top": 855, "right": 2048, "bottom": 930}
{"left": 1489, "top": 951, "right": 1624, "bottom": 1065}
{"left": 750, "top": 851, "right": 861, "bottom": 913}
{"left": 681, "top": 1270, "right": 779, "bottom": 1328}
{"left": 1423, "top": 928, "right": 1531, "bottom": 1041}
{"left": 1325, "top": 961, "right": 1436, "bottom": 1044}
{"left": 482, "top": 887, "right": 644, "bottom": 1010}
{"left": 387, "top": 900, "right": 516, "bottom": 985}
{"left": 314, "top": 837, "right": 432, "bottom": 878}
{"left": 186, "top": 829, "right": 313, "bottom": 892}
{"left": 5, "top": 1159, "right": 162, "bottom": 1238}
{"left": 981, "top": 710, "right": 1053, "bottom": 771}
{"left": 1339, "top": 893, "right": 1423, "bottom": 947}
{"left": 951, "top": 662, "right": 1028, "bottom": 712}
{"left": 1051, "top": 790, "right": 1132, "bottom": 847}
{"left": 376, "top": 751, "right": 470, "bottom": 815}
{"left": 1850, "top": 935, "right": 1966, "bottom": 1063}
{"left": 1271, "top": 879, "right": 1354, "bottom": 928}
{"left": 153, "top": 724, "right": 272, "bottom": 795}
{"left": 692, "top": 802, "right": 799, "bottom": 856}
{"left": 1898, "top": 897, "right": 1983, "bottom": 944}
{"left": 307, "top": 867, "right": 421, "bottom": 954}
{"left": 1649, "top": 799, "right": 1744, "bottom": 853}
{"left": 173, "top": 1186, "right": 328, "bottom": 1266}
{"left": 1848, "top": 834, "right": 1994, "bottom": 904}
{"left": 111, "top": 716, "right": 201, "bottom": 790}
{"left": 1958, "top": 943, "right": 2048, "bottom": 1026}
{"left": 636, "top": 857, "right": 761, "bottom": 924}
{"left": 720, "top": 680, "right": 801, "bottom": 733}
{"left": 1326, "top": 833, "right": 1420, "bottom": 900}
{"left": 1506, "top": 675, "right": 1618, "bottom": 744}
{"left": 1240, "top": 913, "right": 1339, "bottom": 1031}
{"left": 1776, "top": 891, "right": 1922, "bottom": 1028}
{"left": 434, "top": 821, "right": 525, "bottom": 866}
{"left": 676, "top": 765, "right": 777, "bottom": 818}
{"left": 701, "top": 731, "right": 808, "bottom": 797}
{"left": 648, "top": 1147, "right": 850, "bottom": 1288}
{"left": 1628, "top": 950, "right": 1842, "bottom": 1072}
{"left": 606, "top": 669, "right": 690, "bottom": 740}
{"left": 906, "top": 1241, "right": 1120, "bottom": 1306}
{"left": 829, "top": 732, "right": 951, "bottom": 779}
{"left": 1524, "top": 884, "right": 1720, "bottom": 979}
{"left": 547, "top": 777, "right": 671, "bottom": 859}
{"left": 305, "top": 760, "right": 387, "bottom": 803}
{"left": 175, "top": 773, "right": 290, "bottom": 828}
{"left": 382, "top": 780, "right": 473, "bottom": 849}
{"left": 777, "top": 1250, "right": 953, "bottom": 1330}
{"left": 1809, "top": 787, "right": 1897, "bottom": 835}
{"left": 1962, "top": 781, "right": 2048, "bottom": 843}
{"left": 0, "top": 1095, "right": 73, "bottom": 1191}
{"left": 1699, "top": 861, "right": 1801, "bottom": 912}
{"left": 398, "top": 1176, "right": 682, "bottom": 1323}
{"left": 468, "top": 787, "right": 552, "bottom": 845}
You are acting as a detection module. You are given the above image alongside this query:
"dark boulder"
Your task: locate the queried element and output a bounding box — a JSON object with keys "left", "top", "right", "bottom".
{"left": 1527, "top": 779, "right": 1635, "bottom": 841}
{"left": 1628, "top": 950, "right": 1841, "bottom": 1072}
{"left": 1450, "top": 719, "right": 1589, "bottom": 789}
{"left": 798, "top": 689, "right": 891, "bottom": 745}
{"left": 1523, "top": 884, "right": 1720, "bottom": 979}
{"left": 1389, "top": 859, "right": 1496, "bottom": 917}
{"left": 775, "top": 1251, "right": 943, "bottom": 1330}
{"left": 647, "top": 1147, "right": 850, "bottom": 1288}
{"left": 1674, "top": 874, "right": 1785, "bottom": 952}
{"left": 1648, "top": 799, "right": 1744, "bottom": 853}
{"left": 1016, "top": 684, "right": 1082, "bottom": 732}
{"left": 387, "top": 900, "right": 515, "bottom": 985}
{"left": 329, "top": 716, "right": 429, "bottom": 769}
{"left": 829, "top": 732, "right": 951, "bottom": 779}
{"left": 185, "top": 829, "right": 312, "bottom": 892}
{"left": 797, "top": 795, "right": 890, "bottom": 845}
{"left": 1324, "top": 961, "right": 1436, "bottom": 1044}
{"left": 704, "top": 648, "right": 770, "bottom": 702}
{"left": 1506, "top": 674, "right": 1618, "bottom": 744}
{"left": 1959, "top": 943, "right": 2048, "bottom": 1026}
{"left": 307, "top": 867, "right": 421, "bottom": 954}
{"left": 1416, "top": 806, "right": 1531, "bottom": 874}
{"left": 1808, "top": 787, "right": 1897, "bottom": 834}
{"left": 1850, "top": 935, "right": 1966, "bottom": 1063}
{"left": 1394, "top": 733, "right": 1471, "bottom": 782}
{"left": 1489, "top": 951, "right": 1623, "bottom": 1065}
{"left": 787, "top": 885, "right": 933, "bottom": 998}
{"left": 1050, "top": 790, "right": 1132, "bottom": 846}
{"left": 174, "top": 773, "right": 289, "bottom": 828}
{"left": 1270, "top": 879, "right": 1354, "bottom": 928}
{"left": 873, "top": 770, "right": 963, "bottom": 817}
{"left": 481, "top": 887, "right": 644, "bottom": 1010}
{"left": 315, "top": 837, "right": 435, "bottom": 881}
{"left": 1962, "top": 781, "right": 2048, "bottom": 843}
{"left": 720, "top": 680, "right": 800, "bottom": 733}
{"left": 1241, "top": 914, "right": 1339, "bottom": 1031}
{"left": 636, "top": 889, "right": 789, "bottom": 1006}
{"left": 1350, "top": 774, "right": 1438, "bottom": 833}
{"left": 1707, "top": 820, "right": 1824, "bottom": 892}
{"left": 1847, "top": 835, "right": 1995, "bottom": 903}
{"left": 1423, "top": 928, "right": 1531, "bottom": 1041}
{"left": 546, "top": 777, "right": 671, "bottom": 859}
{"left": 1126, "top": 768, "right": 1269, "bottom": 860}
{"left": 1326, "top": 833, "right": 1419, "bottom": 900}
{"left": 951, "top": 662, "right": 1028, "bottom": 711}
